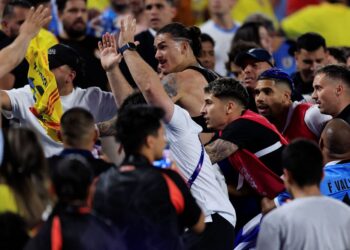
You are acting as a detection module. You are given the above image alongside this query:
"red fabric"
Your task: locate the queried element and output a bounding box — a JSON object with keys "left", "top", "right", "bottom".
{"left": 162, "top": 173, "right": 185, "bottom": 214}
{"left": 51, "top": 216, "right": 62, "bottom": 250}
{"left": 284, "top": 103, "right": 318, "bottom": 142}
{"left": 287, "top": 0, "right": 320, "bottom": 16}
{"left": 228, "top": 149, "right": 285, "bottom": 199}
{"left": 222, "top": 110, "right": 287, "bottom": 198}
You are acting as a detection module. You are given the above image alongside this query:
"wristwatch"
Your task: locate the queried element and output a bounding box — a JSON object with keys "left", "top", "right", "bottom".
{"left": 118, "top": 42, "right": 137, "bottom": 55}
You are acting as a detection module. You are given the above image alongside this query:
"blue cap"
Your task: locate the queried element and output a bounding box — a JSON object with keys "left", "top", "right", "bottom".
{"left": 235, "top": 48, "right": 274, "bottom": 68}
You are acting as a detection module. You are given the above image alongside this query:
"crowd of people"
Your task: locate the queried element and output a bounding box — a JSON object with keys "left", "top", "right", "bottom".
{"left": 0, "top": 0, "right": 350, "bottom": 249}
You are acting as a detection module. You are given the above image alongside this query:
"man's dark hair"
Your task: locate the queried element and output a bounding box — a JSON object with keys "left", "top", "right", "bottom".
{"left": 56, "top": 0, "right": 87, "bottom": 12}
{"left": 0, "top": 212, "right": 29, "bottom": 250}
{"left": 119, "top": 91, "right": 147, "bottom": 112}
{"left": 328, "top": 47, "right": 347, "bottom": 64}
{"left": 282, "top": 139, "right": 323, "bottom": 187}
{"left": 316, "top": 64, "right": 350, "bottom": 88}
{"left": 60, "top": 107, "right": 96, "bottom": 148}
{"left": 200, "top": 33, "right": 215, "bottom": 47}
{"left": 157, "top": 22, "right": 202, "bottom": 57}
{"left": 51, "top": 154, "right": 93, "bottom": 202}
{"left": 116, "top": 105, "right": 165, "bottom": 156}
{"left": 296, "top": 32, "right": 327, "bottom": 52}
{"left": 232, "top": 21, "right": 266, "bottom": 49}
{"left": 2, "top": 0, "right": 32, "bottom": 19}
{"left": 204, "top": 78, "right": 249, "bottom": 108}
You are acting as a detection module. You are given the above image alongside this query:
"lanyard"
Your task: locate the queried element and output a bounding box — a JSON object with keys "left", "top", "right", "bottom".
{"left": 187, "top": 144, "right": 205, "bottom": 188}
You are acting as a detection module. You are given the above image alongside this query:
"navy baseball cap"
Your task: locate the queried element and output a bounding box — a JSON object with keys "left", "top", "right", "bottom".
{"left": 235, "top": 48, "right": 274, "bottom": 68}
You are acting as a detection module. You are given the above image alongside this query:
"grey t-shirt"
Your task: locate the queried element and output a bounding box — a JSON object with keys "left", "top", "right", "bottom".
{"left": 257, "top": 196, "right": 350, "bottom": 250}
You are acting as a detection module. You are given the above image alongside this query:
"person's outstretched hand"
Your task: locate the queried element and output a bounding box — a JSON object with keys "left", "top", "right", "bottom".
{"left": 98, "top": 33, "right": 122, "bottom": 72}
{"left": 19, "top": 5, "right": 52, "bottom": 39}
{"left": 118, "top": 15, "right": 136, "bottom": 49}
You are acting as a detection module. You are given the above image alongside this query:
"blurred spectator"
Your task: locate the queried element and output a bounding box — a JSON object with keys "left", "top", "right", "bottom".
{"left": 327, "top": 47, "right": 347, "bottom": 65}
{"left": 25, "top": 155, "right": 127, "bottom": 250}
{"left": 0, "top": 128, "right": 50, "bottom": 229}
{"left": 282, "top": 0, "right": 350, "bottom": 47}
{"left": 198, "top": 33, "right": 215, "bottom": 70}
{"left": 57, "top": 0, "right": 109, "bottom": 90}
{"left": 232, "top": 21, "right": 272, "bottom": 54}
{"left": 201, "top": 0, "right": 240, "bottom": 76}
{"left": 245, "top": 13, "right": 297, "bottom": 75}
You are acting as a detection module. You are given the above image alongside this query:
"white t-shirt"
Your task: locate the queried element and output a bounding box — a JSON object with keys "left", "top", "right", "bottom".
{"left": 3, "top": 85, "right": 117, "bottom": 157}
{"left": 257, "top": 196, "right": 350, "bottom": 250}
{"left": 201, "top": 20, "right": 240, "bottom": 76}
{"left": 166, "top": 105, "right": 236, "bottom": 227}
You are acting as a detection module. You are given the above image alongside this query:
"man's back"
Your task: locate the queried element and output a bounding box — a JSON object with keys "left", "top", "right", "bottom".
{"left": 257, "top": 196, "right": 350, "bottom": 250}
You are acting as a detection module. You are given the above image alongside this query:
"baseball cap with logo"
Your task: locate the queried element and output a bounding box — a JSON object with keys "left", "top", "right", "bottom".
{"left": 235, "top": 48, "right": 274, "bottom": 68}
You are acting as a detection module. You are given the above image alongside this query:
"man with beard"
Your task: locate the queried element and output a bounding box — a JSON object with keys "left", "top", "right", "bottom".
{"left": 255, "top": 68, "right": 330, "bottom": 142}
{"left": 291, "top": 32, "right": 328, "bottom": 102}
{"left": 56, "top": 0, "right": 109, "bottom": 90}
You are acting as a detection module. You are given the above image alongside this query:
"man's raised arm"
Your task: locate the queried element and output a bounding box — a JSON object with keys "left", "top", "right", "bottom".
{"left": 117, "top": 16, "right": 174, "bottom": 122}
{"left": 0, "top": 5, "right": 51, "bottom": 78}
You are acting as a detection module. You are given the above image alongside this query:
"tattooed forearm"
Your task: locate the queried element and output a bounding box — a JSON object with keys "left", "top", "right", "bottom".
{"left": 97, "top": 116, "right": 117, "bottom": 137}
{"left": 205, "top": 139, "right": 238, "bottom": 164}
{"left": 161, "top": 73, "right": 178, "bottom": 98}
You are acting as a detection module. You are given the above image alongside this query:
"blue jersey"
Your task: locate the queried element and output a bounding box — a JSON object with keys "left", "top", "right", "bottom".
{"left": 320, "top": 161, "right": 350, "bottom": 205}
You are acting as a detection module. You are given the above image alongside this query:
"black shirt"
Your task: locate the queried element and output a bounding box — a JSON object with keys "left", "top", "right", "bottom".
{"left": 93, "top": 154, "right": 202, "bottom": 250}
{"left": 336, "top": 104, "right": 350, "bottom": 125}
{"left": 58, "top": 36, "right": 109, "bottom": 91}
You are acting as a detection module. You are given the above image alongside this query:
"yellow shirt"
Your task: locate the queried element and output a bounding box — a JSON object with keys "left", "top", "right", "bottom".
{"left": 0, "top": 184, "right": 18, "bottom": 213}
{"left": 87, "top": 0, "right": 109, "bottom": 12}
{"left": 231, "top": 0, "right": 278, "bottom": 27}
{"left": 281, "top": 3, "right": 350, "bottom": 47}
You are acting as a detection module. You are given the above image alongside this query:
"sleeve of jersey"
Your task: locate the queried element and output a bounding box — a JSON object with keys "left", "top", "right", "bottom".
{"left": 86, "top": 87, "right": 118, "bottom": 122}
{"left": 163, "top": 170, "right": 202, "bottom": 229}
{"left": 304, "top": 105, "right": 332, "bottom": 138}
{"left": 220, "top": 119, "right": 254, "bottom": 148}
{"left": 2, "top": 87, "right": 30, "bottom": 120}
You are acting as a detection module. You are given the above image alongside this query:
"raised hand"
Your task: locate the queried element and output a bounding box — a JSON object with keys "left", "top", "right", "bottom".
{"left": 118, "top": 15, "right": 136, "bottom": 49}
{"left": 98, "top": 33, "right": 122, "bottom": 72}
{"left": 19, "top": 5, "right": 52, "bottom": 39}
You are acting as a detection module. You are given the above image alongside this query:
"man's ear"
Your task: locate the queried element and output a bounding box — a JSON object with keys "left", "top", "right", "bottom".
{"left": 67, "top": 70, "right": 76, "bottom": 83}
{"left": 335, "top": 83, "right": 343, "bottom": 97}
{"left": 170, "top": 7, "right": 177, "bottom": 19}
{"left": 226, "top": 100, "right": 237, "bottom": 114}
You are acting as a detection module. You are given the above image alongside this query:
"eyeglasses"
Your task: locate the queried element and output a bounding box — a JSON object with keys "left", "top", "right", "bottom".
{"left": 145, "top": 3, "right": 165, "bottom": 10}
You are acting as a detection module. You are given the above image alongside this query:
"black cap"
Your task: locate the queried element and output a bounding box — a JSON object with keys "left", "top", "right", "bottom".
{"left": 48, "top": 44, "right": 82, "bottom": 72}
{"left": 235, "top": 48, "right": 274, "bottom": 68}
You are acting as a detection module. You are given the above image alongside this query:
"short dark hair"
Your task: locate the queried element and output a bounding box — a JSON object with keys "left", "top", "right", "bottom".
{"left": 296, "top": 32, "right": 327, "bottom": 52}
{"left": 315, "top": 64, "right": 350, "bottom": 88}
{"left": 282, "top": 139, "right": 323, "bottom": 187}
{"left": 232, "top": 21, "right": 266, "bottom": 49}
{"left": 204, "top": 78, "right": 249, "bottom": 108}
{"left": 60, "top": 107, "right": 96, "bottom": 147}
{"left": 226, "top": 40, "right": 259, "bottom": 71}
{"left": 119, "top": 91, "right": 147, "bottom": 112}
{"left": 157, "top": 22, "right": 202, "bottom": 57}
{"left": 116, "top": 105, "right": 165, "bottom": 156}
{"left": 2, "top": 0, "right": 32, "bottom": 19}
{"left": 327, "top": 47, "right": 347, "bottom": 64}
{"left": 56, "top": 0, "right": 87, "bottom": 12}
{"left": 51, "top": 154, "right": 93, "bottom": 202}
{"left": 200, "top": 33, "right": 215, "bottom": 47}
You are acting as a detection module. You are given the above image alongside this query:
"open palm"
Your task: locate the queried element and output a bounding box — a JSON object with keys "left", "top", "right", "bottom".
{"left": 98, "top": 33, "right": 122, "bottom": 72}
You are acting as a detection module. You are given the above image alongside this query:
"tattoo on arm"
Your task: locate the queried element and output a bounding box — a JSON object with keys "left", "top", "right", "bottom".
{"left": 97, "top": 116, "right": 117, "bottom": 137}
{"left": 205, "top": 139, "right": 238, "bottom": 164}
{"left": 161, "top": 73, "right": 178, "bottom": 98}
